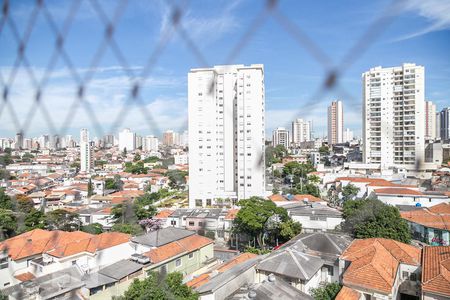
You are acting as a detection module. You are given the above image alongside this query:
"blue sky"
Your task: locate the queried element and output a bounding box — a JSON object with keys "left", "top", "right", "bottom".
{"left": 0, "top": 0, "right": 449, "bottom": 139}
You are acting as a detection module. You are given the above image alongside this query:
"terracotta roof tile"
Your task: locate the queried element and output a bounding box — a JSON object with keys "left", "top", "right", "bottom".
{"left": 186, "top": 273, "right": 211, "bottom": 288}
{"left": 0, "top": 229, "right": 130, "bottom": 260}
{"left": 341, "top": 238, "right": 421, "bottom": 294}
{"left": 292, "top": 194, "right": 322, "bottom": 202}
{"left": 225, "top": 209, "right": 239, "bottom": 220}
{"left": 374, "top": 188, "right": 423, "bottom": 196}
{"left": 401, "top": 204, "right": 450, "bottom": 231}
{"left": 216, "top": 253, "right": 257, "bottom": 272}
{"left": 143, "top": 234, "right": 213, "bottom": 264}
{"left": 269, "top": 194, "right": 286, "bottom": 202}
{"left": 337, "top": 177, "right": 416, "bottom": 188}
{"left": 422, "top": 246, "right": 450, "bottom": 297}
{"left": 14, "top": 272, "right": 35, "bottom": 282}
{"left": 335, "top": 286, "right": 360, "bottom": 300}
{"left": 155, "top": 209, "right": 174, "bottom": 219}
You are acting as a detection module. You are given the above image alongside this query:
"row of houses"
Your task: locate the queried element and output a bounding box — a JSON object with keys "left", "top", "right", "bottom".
{"left": 0, "top": 227, "right": 214, "bottom": 299}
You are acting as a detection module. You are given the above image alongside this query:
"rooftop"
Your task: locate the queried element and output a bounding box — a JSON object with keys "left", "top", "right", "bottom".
{"left": 422, "top": 246, "right": 450, "bottom": 297}
{"left": 131, "top": 227, "right": 195, "bottom": 247}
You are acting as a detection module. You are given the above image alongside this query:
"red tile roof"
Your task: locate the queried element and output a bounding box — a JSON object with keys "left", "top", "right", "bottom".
{"left": 341, "top": 238, "right": 421, "bottom": 294}
{"left": 292, "top": 194, "right": 322, "bottom": 202}
{"left": 143, "top": 234, "right": 212, "bottom": 264}
{"left": 0, "top": 229, "right": 130, "bottom": 260}
{"left": 374, "top": 188, "right": 423, "bottom": 196}
{"left": 401, "top": 204, "right": 450, "bottom": 231}
{"left": 268, "top": 194, "right": 286, "bottom": 202}
{"left": 14, "top": 272, "right": 35, "bottom": 282}
{"left": 422, "top": 246, "right": 450, "bottom": 297}
{"left": 337, "top": 177, "right": 416, "bottom": 188}
{"left": 225, "top": 209, "right": 239, "bottom": 220}
{"left": 154, "top": 209, "right": 174, "bottom": 219}
{"left": 335, "top": 286, "right": 360, "bottom": 300}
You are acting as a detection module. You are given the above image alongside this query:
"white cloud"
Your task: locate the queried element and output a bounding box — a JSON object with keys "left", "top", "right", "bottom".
{"left": 394, "top": 0, "right": 450, "bottom": 41}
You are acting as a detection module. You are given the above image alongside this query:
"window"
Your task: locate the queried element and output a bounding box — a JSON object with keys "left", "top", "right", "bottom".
{"left": 72, "top": 260, "right": 77, "bottom": 265}
{"left": 0, "top": 257, "right": 8, "bottom": 270}
{"left": 188, "top": 253, "right": 194, "bottom": 259}
{"left": 188, "top": 221, "right": 195, "bottom": 226}
{"left": 409, "top": 273, "right": 417, "bottom": 281}
{"left": 175, "top": 258, "right": 182, "bottom": 267}
{"left": 198, "top": 222, "right": 203, "bottom": 227}
{"left": 402, "top": 271, "right": 408, "bottom": 279}
{"left": 324, "top": 265, "right": 334, "bottom": 276}
{"left": 170, "top": 220, "right": 176, "bottom": 226}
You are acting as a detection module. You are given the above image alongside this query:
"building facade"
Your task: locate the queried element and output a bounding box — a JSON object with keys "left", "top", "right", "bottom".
{"left": 144, "top": 135, "right": 159, "bottom": 152}
{"left": 327, "top": 100, "right": 343, "bottom": 145}
{"left": 292, "top": 118, "right": 311, "bottom": 146}
{"left": 424, "top": 101, "right": 436, "bottom": 140}
{"left": 118, "top": 128, "right": 136, "bottom": 152}
{"left": 272, "top": 127, "right": 290, "bottom": 149}
{"left": 439, "top": 107, "right": 450, "bottom": 142}
{"left": 80, "top": 128, "right": 93, "bottom": 173}
{"left": 362, "top": 63, "right": 425, "bottom": 170}
{"left": 188, "top": 64, "right": 265, "bottom": 208}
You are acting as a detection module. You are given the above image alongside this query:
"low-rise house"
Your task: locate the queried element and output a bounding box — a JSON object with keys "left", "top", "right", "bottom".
{"left": 421, "top": 246, "right": 450, "bottom": 299}
{"left": 0, "top": 229, "right": 132, "bottom": 288}
{"left": 270, "top": 194, "right": 328, "bottom": 207}
{"left": 339, "top": 238, "right": 421, "bottom": 300}
{"left": 78, "top": 206, "right": 115, "bottom": 229}
{"left": 373, "top": 188, "right": 449, "bottom": 208}
{"left": 255, "top": 232, "right": 352, "bottom": 296}
{"left": 400, "top": 203, "right": 450, "bottom": 246}
{"left": 284, "top": 202, "right": 343, "bottom": 233}
{"left": 335, "top": 177, "right": 419, "bottom": 199}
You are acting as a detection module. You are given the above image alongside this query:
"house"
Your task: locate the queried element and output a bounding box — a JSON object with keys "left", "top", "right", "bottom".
{"left": 153, "top": 209, "right": 175, "bottom": 228}
{"left": 0, "top": 229, "right": 132, "bottom": 289}
{"left": 284, "top": 202, "right": 343, "bottom": 233}
{"left": 373, "top": 188, "right": 449, "bottom": 208}
{"left": 335, "top": 177, "right": 419, "bottom": 199}
{"left": 186, "top": 252, "right": 258, "bottom": 289}
{"left": 255, "top": 232, "right": 352, "bottom": 296}
{"left": 421, "top": 246, "right": 450, "bottom": 300}
{"left": 339, "top": 238, "right": 421, "bottom": 300}
{"left": 226, "top": 274, "right": 313, "bottom": 300}
{"left": 166, "top": 208, "right": 235, "bottom": 241}
{"left": 400, "top": 203, "right": 450, "bottom": 246}
{"left": 78, "top": 206, "right": 115, "bottom": 229}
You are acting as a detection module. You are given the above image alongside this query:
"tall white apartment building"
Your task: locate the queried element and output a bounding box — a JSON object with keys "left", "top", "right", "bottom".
{"left": 425, "top": 101, "right": 436, "bottom": 140}
{"left": 144, "top": 135, "right": 159, "bottom": 152}
{"left": 291, "top": 118, "right": 311, "bottom": 146}
{"left": 272, "top": 127, "right": 290, "bottom": 149}
{"left": 118, "top": 128, "right": 135, "bottom": 152}
{"left": 80, "top": 128, "right": 93, "bottom": 173}
{"left": 362, "top": 63, "right": 425, "bottom": 170}
{"left": 343, "top": 128, "right": 354, "bottom": 143}
{"left": 188, "top": 64, "right": 265, "bottom": 208}
{"left": 439, "top": 107, "right": 450, "bottom": 141}
{"left": 327, "top": 100, "right": 343, "bottom": 145}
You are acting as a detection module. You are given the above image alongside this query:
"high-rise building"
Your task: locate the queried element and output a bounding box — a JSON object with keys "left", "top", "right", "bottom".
{"left": 144, "top": 135, "right": 159, "bottom": 152}
{"left": 15, "top": 132, "right": 23, "bottom": 149}
{"left": 103, "top": 134, "right": 114, "bottom": 148}
{"left": 327, "top": 100, "right": 343, "bottom": 145}
{"left": 135, "top": 135, "right": 143, "bottom": 149}
{"left": 272, "top": 127, "right": 290, "bottom": 149}
{"left": 180, "top": 130, "right": 189, "bottom": 147}
{"left": 163, "top": 130, "right": 179, "bottom": 146}
{"left": 439, "top": 107, "right": 450, "bottom": 141}
{"left": 343, "top": 128, "right": 354, "bottom": 143}
{"left": 362, "top": 63, "right": 425, "bottom": 169}
{"left": 118, "top": 128, "right": 135, "bottom": 152}
{"left": 436, "top": 112, "right": 441, "bottom": 140}
{"left": 291, "top": 118, "right": 311, "bottom": 146}
{"left": 425, "top": 101, "right": 436, "bottom": 140}
{"left": 80, "top": 128, "right": 93, "bottom": 173}
{"left": 188, "top": 64, "right": 265, "bottom": 208}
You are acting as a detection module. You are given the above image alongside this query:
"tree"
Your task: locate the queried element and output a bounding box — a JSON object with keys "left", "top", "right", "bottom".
{"left": 24, "top": 209, "right": 46, "bottom": 230}
{"left": 310, "top": 282, "right": 341, "bottom": 300}
{"left": 143, "top": 156, "right": 160, "bottom": 163}
{"left": 81, "top": 223, "right": 104, "bottom": 234}
{"left": 134, "top": 194, "right": 157, "bottom": 221}
{"left": 87, "top": 179, "right": 94, "bottom": 197}
{"left": 167, "top": 170, "right": 188, "bottom": 189}
{"left": 125, "top": 161, "right": 148, "bottom": 174}
{"left": 279, "top": 219, "right": 302, "bottom": 241}
{"left": 234, "top": 197, "right": 299, "bottom": 249}
{"left": 111, "top": 223, "right": 142, "bottom": 235}
{"left": 0, "top": 209, "right": 17, "bottom": 240}
{"left": 343, "top": 199, "right": 411, "bottom": 243}
{"left": 105, "top": 174, "right": 123, "bottom": 190}
{"left": 0, "top": 188, "right": 13, "bottom": 210}
{"left": 119, "top": 271, "right": 198, "bottom": 300}
{"left": 15, "top": 195, "right": 34, "bottom": 214}
{"left": 134, "top": 153, "right": 141, "bottom": 162}
{"left": 319, "top": 145, "right": 330, "bottom": 156}
{"left": 45, "top": 209, "right": 80, "bottom": 231}
{"left": 341, "top": 184, "right": 360, "bottom": 201}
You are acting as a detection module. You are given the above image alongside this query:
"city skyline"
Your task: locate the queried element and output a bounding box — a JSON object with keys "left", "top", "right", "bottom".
{"left": 0, "top": 1, "right": 449, "bottom": 138}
